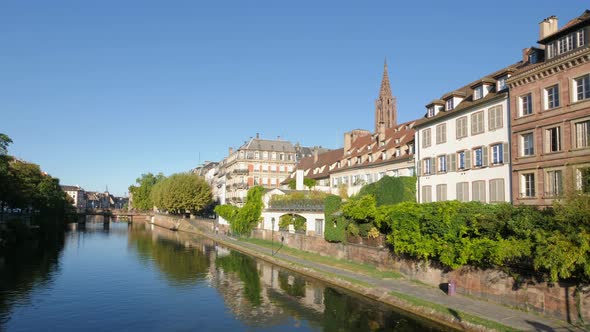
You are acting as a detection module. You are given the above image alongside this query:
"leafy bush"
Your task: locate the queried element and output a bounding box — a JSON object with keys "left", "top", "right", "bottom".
{"left": 324, "top": 195, "right": 347, "bottom": 242}
{"left": 357, "top": 176, "right": 416, "bottom": 206}
{"left": 214, "top": 186, "right": 264, "bottom": 236}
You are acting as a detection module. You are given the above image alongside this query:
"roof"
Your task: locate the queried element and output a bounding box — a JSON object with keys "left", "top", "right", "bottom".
{"left": 284, "top": 121, "right": 416, "bottom": 182}
{"left": 538, "top": 10, "right": 590, "bottom": 43}
{"left": 61, "top": 185, "right": 83, "bottom": 192}
{"left": 415, "top": 63, "right": 523, "bottom": 127}
{"left": 238, "top": 138, "right": 295, "bottom": 152}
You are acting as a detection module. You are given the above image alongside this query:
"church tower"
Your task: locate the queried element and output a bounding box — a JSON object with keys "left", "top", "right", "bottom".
{"left": 374, "top": 60, "right": 397, "bottom": 133}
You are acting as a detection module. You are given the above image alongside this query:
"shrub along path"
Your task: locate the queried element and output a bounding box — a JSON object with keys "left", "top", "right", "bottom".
{"left": 219, "top": 235, "right": 577, "bottom": 331}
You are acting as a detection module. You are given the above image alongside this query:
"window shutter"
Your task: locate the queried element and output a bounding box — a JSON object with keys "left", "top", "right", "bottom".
{"left": 456, "top": 120, "right": 460, "bottom": 138}
{"left": 482, "top": 146, "right": 489, "bottom": 167}
{"left": 498, "top": 179, "right": 505, "bottom": 201}
{"left": 496, "top": 106, "right": 503, "bottom": 129}
{"left": 433, "top": 157, "right": 438, "bottom": 174}
{"left": 471, "top": 116, "right": 476, "bottom": 134}
{"left": 442, "top": 124, "right": 446, "bottom": 142}
{"left": 417, "top": 161, "right": 422, "bottom": 176}
{"left": 449, "top": 153, "right": 456, "bottom": 172}
{"left": 488, "top": 109, "right": 494, "bottom": 130}
{"left": 465, "top": 151, "right": 471, "bottom": 169}
{"left": 481, "top": 182, "right": 486, "bottom": 202}
{"left": 456, "top": 183, "right": 462, "bottom": 201}
{"left": 502, "top": 142, "right": 509, "bottom": 164}
{"left": 489, "top": 180, "right": 495, "bottom": 202}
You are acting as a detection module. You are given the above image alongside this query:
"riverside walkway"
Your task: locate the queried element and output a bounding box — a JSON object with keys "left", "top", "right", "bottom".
{"left": 194, "top": 228, "right": 580, "bottom": 331}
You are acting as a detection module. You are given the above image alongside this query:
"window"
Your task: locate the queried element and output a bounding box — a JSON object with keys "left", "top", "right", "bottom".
{"left": 545, "top": 85, "right": 560, "bottom": 109}
{"left": 575, "top": 119, "right": 590, "bottom": 148}
{"left": 437, "top": 155, "right": 447, "bottom": 173}
{"left": 578, "top": 29, "right": 585, "bottom": 47}
{"left": 446, "top": 98, "right": 454, "bottom": 111}
{"left": 315, "top": 219, "right": 323, "bottom": 236}
{"left": 575, "top": 74, "right": 590, "bottom": 102}
{"left": 520, "top": 94, "right": 533, "bottom": 116}
{"left": 546, "top": 170, "right": 563, "bottom": 197}
{"left": 436, "top": 123, "right": 447, "bottom": 144}
{"left": 497, "top": 76, "right": 507, "bottom": 91}
{"left": 356, "top": 156, "right": 361, "bottom": 164}
{"left": 422, "top": 129, "right": 432, "bottom": 148}
{"left": 456, "top": 182, "right": 469, "bottom": 202}
{"left": 547, "top": 42, "right": 556, "bottom": 59}
{"left": 472, "top": 181, "right": 486, "bottom": 202}
{"left": 473, "top": 147, "right": 483, "bottom": 167}
{"left": 545, "top": 127, "right": 561, "bottom": 153}
{"left": 522, "top": 173, "right": 535, "bottom": 197}
{"left": 427, "top": 107, "right": 435, "bottom": 117}
{"left": 491, "top": 143, "right": 504, "bottom": 164}
{"left": 489, "top": 179, "right": 505, "bottom": 202}
{"left": 423, "top": 158, "right": 432, "bottom": 175}
{"left": 368, "top": 154, "right": 373, "bottom": 162}
{"left": 558, "top": 34, "right": 574, "bottom": 54}
{"left": 457, "top": 151, "right": 466, "bottom": 170}
{"left": 347, "top": 159, "right": 351, "bottom": 167}
{"left": 436, "top": 184, "right": 447, "bottom": 202}
{"left": 474, "top": 86, "right": 483, "bottom": 100}
{"left": 381, "top": 151, "right": 387, "bottom": 160}
{"left": 488, "top": 105, "right": 503, "bottom": 130}
{"left": 471, "top": 111, "right": 484, "bottom": 135}
{"left": 421, "top": 186, "right": 432, "bottom": 203}
{"left": 262, "top": 151, "right": 268, "bottom": 159}
{"left": 576, "top": 167, "right": 590, "bottom": 193}
{"left": 279, "top": 153, "right": 284, "bottom": 161}
{"left": 456, "top": 116, "right": 468, "bottom": 138}
{"left": 521, "top": 133, "right": 534, "bottom": 156}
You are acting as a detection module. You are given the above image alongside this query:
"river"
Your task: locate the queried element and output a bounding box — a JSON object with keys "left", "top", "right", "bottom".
{"left": 0, "top": 221, "right": 452, "bottom": 331}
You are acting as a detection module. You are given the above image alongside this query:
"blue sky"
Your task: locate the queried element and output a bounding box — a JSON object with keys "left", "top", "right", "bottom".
{"left": 0, "top": 1, "right": 585, "bottom": 195}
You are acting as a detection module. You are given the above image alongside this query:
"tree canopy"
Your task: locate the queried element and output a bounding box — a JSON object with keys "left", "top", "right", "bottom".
{"left": 128, "top": 173, "right": 165, "bottom": 211}
{"left": 215, "top": 186, "right": 264, "bottom": 236}
{"left": 150, "top": 173, "right": 212, "bottom": 215}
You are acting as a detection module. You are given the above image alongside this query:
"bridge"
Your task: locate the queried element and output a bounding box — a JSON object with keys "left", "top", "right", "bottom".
{"left": 78, "top": 209, "right": 152, "bottom": 223}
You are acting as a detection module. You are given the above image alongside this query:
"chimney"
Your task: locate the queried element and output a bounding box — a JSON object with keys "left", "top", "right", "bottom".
{"left": 228, "top": 147, "right": 233, "bottom": 156}
{"left": 539, "top": 16, "right": 558, "bottom": 41}
{"left": 256, "top": 133, "right": 259, "bottom": 139}
{"left": 522, "top": 47, "right": 531, "bottom": 63}
{"left": 344, "top": 132, "right": 352, "bottom": 153}
{"left": 313, "top": 147, "right": 319, "bottom": 163}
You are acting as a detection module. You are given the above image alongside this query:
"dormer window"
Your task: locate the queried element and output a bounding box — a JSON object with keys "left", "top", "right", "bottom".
{"left": 395, "top": 138, "right": 400, "bottom": 144}
{"left": 368, "top": 154, "right": 373, "bottom": 162}
{"left": 446, "top": 98, "right": 454, "bottom": 111}
{"left": 382, "top": 151, "right": 387, "bottom": 160}
{"left": 337, "top": 161, "right": 341, "bottom": 168}
{"left": 427, "top": 107, "right": 435, "bottom": 117}
{"left": 347, "top": 159, "right": 351, "bottom": 167}
{"left": 497, "top": 76, "right": 508, "bottom": 91}
{"left": 380, "top": 141, "right": 385, "bottom": 147}
{"left": 474, "top": 86, "right": 483, "bottom": 100}
{"left": 578, "top": 29, "right": 585, "bottom": 47}
{"left": 395, "top": 148, "right": 401, "bottom": 157}
{"left": 356, "top": 156, "right": 361, "bottom": 164}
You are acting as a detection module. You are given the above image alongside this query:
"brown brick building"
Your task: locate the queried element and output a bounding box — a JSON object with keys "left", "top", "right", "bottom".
{"left": 508, "top": 10, "right": 590, "bottom": 206}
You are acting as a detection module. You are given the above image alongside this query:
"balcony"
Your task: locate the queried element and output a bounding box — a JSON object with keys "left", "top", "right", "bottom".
{"left": 233, "top": 169, "right": 249, "bottom": 175}
{"left": 268, "top": 198, "right": 324, "bottom": 212}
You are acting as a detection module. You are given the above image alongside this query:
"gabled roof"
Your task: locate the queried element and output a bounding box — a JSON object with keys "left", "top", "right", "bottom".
{"left": 61, "top": 185, "right": 83, "bottom": 192}
{"left": 415, "top": 63, "right": 522, "bottom": 127}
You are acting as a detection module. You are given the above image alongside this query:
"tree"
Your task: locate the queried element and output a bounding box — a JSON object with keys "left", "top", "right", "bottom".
{"left": 303, "top": 178, "right": 317, "bottom": 190}
{"left": 0, "top": 133, "right": 12, "bottom": 155}
{"left": 214, "top": 186, "right": 264, "bottom": 236}
{"left": 150, "top": 173, "right": 212, "bottom": 215}
{"left": 128, "top": 173, "right": 165, "bottom": 211}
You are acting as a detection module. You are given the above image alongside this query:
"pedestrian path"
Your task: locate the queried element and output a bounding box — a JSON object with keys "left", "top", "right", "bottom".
{"left": 214, "top": 234, "right": 580, "bottom": 332}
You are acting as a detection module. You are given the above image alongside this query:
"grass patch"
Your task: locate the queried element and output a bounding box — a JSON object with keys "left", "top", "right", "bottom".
{"left": 389, "top": 291, "right": 520, "bottom": 332}
{"left": 242, "top": 237, "right": 402, "bottom": 280}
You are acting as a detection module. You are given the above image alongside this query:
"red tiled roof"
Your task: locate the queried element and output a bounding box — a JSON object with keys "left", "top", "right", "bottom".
{"left": 539, "top": 10, "right": 590, "bottom": 43}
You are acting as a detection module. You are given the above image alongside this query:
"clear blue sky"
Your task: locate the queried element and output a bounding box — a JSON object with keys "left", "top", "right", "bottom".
{"left": 1, "top": 1, "right": 585, "bottom": 196}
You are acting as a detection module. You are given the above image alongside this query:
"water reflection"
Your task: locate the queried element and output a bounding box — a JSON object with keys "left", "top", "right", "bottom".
{"left": 127, "top": 224, "right": 449, "bottom": 331}
{"left": 0, "top": 228, "right": 65, "bottom": 329}
{"left": 1, "top": 222, "right": 450, "bottom": 331}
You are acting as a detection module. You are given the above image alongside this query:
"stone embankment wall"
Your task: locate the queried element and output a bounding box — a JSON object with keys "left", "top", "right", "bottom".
{"left": 149, "top": 214, "right": 588, "bottom": 323}
{"left": 251, "top": 228, "right": 589, "bottom": 323}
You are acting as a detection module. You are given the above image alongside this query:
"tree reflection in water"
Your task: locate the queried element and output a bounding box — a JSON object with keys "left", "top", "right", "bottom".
{"left": 216, "top": 252, "right": 262, "bottom": 306}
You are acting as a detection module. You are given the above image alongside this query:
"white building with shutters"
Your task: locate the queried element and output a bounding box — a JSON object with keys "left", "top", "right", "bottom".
{"left": 414, "top": 66, "right": 516, "bottom": 203}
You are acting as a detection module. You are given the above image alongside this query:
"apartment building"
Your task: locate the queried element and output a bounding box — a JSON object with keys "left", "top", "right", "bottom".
{"left": 414, "top": 67, "right": 515, "bottom": 203}
{"left": 508, "top": 10, "right": 590, "bottom": 206}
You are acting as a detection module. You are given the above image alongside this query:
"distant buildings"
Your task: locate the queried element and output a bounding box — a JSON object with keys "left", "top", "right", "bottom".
{"left": 61, "top": 185, "right": 86, "bottom": 211}
{"left": 60, "top": 185, "right": 128, "bottom": 211}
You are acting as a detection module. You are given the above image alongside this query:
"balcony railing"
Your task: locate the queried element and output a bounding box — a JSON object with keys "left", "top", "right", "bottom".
{"left": 268, "top": 199, "right": 324, "bottom": 212}
{"left": 233, "top": 169, "right": 249, "bottom": 175}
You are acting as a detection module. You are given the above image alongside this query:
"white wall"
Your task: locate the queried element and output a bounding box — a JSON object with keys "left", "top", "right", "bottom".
{"left": 416, "top": 96, "right": 511, "bottom": 203}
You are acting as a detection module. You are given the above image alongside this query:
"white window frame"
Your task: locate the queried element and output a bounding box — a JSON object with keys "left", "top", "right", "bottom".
{"left": 545, "top": 84, "right": 560, "bottom": 110}
{"left": 573, "top": 118, "right": 590, "bottom": 149}
{"left": 574, "top": 74, "right": 590, "bottom": 102}
{"left": 491, "top": 144, "right": 503, "bottom": 164}
{"left": 521, "top": 132, "right": 534, "bottom": 156}
{"left": 522, "top": 172, "right": 536, "bottom": 198}
{"left": 545, "top": 126, "right": 562, "bottom": 153}
{"left": 519, "top": 93, "right": 533, "bottom": 116}
{"left": 437, "top": 155, "right": 447, "bottom": 173}
{"left": 458, "top": 151, "right": 465, "bottom": 170}
{"left": 473, "top": 147, "right": 483, "bottom": 167}
{"left": 474, "top": 86, "right": 483, "bottom": 100}
{"left": 446, "top": 98, "right": 454, "bottom": 111}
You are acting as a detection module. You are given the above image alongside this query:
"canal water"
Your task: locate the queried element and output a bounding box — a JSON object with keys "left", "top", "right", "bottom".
{"left": 0, "top": 222, "right": 452, "bottom": 331}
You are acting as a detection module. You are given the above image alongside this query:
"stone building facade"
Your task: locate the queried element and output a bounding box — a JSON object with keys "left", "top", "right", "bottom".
{"left": 508, "top": 10, "right": 590, "bottom": 206}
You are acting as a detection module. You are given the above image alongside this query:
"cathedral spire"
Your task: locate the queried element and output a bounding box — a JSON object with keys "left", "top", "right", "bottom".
{"left": 379, "top": 58, "right": 392, "bottom": 98}
{"left": 375, "top": 59, "right": 397, "bottom": 132}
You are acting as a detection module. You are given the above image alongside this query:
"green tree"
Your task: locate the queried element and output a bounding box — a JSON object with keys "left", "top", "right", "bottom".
{"left": 128, "top": 173, "right": 165, "bottom": 211}
{"left": 214, "top": 186, "right": 264, "bottom": 236}
{"left": 304, "top": 178, "right": 317, "bottom": 190}
{"left": 150, "top": 173, "right": 212, "bottom": 215}
{"left": 0, "top": 133, "right": 12, "bottom": 155}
